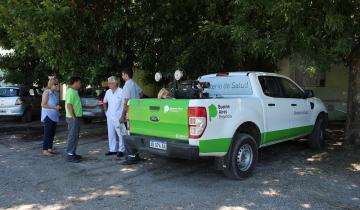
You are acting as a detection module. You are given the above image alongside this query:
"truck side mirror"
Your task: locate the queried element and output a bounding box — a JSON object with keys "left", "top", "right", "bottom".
{"left": 304, "top": 90, "right": 314, "bottom": 98}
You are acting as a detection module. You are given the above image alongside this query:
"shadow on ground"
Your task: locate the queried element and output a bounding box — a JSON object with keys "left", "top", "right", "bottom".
{"left": 0, "top": 121, "right": 359, "bottom": 210}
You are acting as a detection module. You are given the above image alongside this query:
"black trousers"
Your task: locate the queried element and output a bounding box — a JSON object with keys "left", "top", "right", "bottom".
{"left": 125, "top": 140, "right": 138, "bottom": 157}
{"left": 43, "top": 116, "right": 57, "bottom": 150}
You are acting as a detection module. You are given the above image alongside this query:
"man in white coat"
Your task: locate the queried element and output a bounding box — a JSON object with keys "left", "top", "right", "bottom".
{"left": 103, "top": 76, "right": 125, "bottom": 157}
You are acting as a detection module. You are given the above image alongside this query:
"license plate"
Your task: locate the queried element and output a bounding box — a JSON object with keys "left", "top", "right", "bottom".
{"left": 149, "top": 140, "right": 167, "bottom": 150}
{"left": 83, "top": 111, "right": 92, "bottom": 115}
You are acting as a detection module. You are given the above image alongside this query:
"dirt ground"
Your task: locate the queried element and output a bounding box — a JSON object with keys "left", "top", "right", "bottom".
{"left": 0, "top": 119, "right": 359, "bottom": 210}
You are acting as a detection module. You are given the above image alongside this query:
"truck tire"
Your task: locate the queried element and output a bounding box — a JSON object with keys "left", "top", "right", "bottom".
{"left": 309, "top": 115, "right": 326, "bottom": 149}
{"left": 224, "top": 133, "right": 258, "bottom": 180}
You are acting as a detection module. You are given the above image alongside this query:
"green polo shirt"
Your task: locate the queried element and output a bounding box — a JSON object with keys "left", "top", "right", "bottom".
{"left": 65, "top": 87, "right": 83, "bottom": 118}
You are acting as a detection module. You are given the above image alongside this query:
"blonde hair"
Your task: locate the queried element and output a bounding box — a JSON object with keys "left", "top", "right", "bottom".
{"left": 47, "top": 78, "right": 58, "bottom": 89}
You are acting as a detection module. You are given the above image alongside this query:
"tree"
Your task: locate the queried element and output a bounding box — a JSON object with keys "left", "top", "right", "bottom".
{"left": 0, "top": 0, "right": 246, "bottom": 85}
{"left": 230, "top": 0, "right": 360, "bottom": 145}
{"left": 0, "top": 0, "right": 137, "bottom": 85}
{"left": 0, "top": 0, "right": 358, "bottom": 145}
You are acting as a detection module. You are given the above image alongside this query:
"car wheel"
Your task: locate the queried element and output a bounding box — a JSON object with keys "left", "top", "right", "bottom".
{"left": 83, "top": 118, "right": 92, "bottom": 124}
{"left": 224, "top": 133, "right": 258, "bottom": 180}
{"left": 21, "top": 110, "right": 32, "bottom": 123}
{"left": 309, "top": 115, "right": 326, "bottom": 149}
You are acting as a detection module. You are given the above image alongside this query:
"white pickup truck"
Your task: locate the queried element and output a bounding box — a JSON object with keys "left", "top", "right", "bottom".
{"left": 125, "top": 72, "right": 328, "bottom": 179}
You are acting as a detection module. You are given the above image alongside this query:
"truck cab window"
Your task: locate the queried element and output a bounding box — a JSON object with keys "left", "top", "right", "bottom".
{"left": 258, "top": 76, "right": 282, "bottom": 97}
{"left": 277, "top": 77, "right": 304, "bottom": 98}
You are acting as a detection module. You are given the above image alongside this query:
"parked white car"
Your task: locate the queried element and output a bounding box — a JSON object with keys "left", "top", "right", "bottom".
{"left": 0, "top": 86, "right": 42, "bottom": 122}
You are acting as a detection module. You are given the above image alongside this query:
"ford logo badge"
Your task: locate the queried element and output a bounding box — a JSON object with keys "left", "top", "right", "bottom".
{"left": 150, "top": 116, "right": 160, "bottom": 122}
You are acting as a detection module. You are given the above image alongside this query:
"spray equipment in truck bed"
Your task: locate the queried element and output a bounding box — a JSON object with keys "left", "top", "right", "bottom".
{"left": 154, "top": 70, "right": 210, "bottom": 99}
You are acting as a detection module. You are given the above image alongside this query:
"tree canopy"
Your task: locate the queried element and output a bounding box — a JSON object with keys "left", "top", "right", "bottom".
{"left": 0, "top": 0, "right": 359, "bottom": 143}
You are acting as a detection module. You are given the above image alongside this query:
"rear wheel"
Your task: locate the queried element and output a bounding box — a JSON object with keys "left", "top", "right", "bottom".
{"left": 309, "top": 115, "right": 327, "bottom": 149}
{"left": 21, "top": 110, "right": 32, "bottom": 123}
{"left": 224, "top": 133, "right": 258, "bottom": 179}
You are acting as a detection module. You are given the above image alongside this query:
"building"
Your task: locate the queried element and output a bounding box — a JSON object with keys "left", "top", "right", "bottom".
{"left": 278, "top": 56, "right": 348, "bottom": 121}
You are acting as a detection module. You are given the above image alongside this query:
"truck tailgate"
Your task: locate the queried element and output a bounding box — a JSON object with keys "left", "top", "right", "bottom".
{"left": 128, "top": 99, "right": 189, "bottom": 141}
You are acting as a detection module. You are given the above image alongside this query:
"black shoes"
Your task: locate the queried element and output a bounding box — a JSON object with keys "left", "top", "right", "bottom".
{"left": 67, "top": 155, "right": 81, "bottom": 163}
{"left": 105, "top": 151, "right": 117, "bottom": 156}
{"left": 105, "top": 151, "right": 124, "bottom": 157}
{"left": 117, "top": 152, "right": 124, "bottom": 158}
{"left": 122, "top": 155, "right": 140, "bottom": 165}
{"left": 74, "top": 154, "right": 82, "bottom": 159}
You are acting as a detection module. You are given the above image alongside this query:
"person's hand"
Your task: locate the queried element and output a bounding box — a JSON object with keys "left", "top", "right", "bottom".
{"left": 55, "top": 105, "right": 62, "bottom": 111}
{"left": 119, "top": 115, "right": 125, "bottom": 124}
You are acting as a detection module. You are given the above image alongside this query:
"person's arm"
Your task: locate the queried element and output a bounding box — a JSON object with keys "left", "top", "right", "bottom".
{"left": 120, "top": 98, "right": 129, "bottom": 123}
{"left": 103, "top": 103, "right": 108, "bottom": 113}
{"left": 67, "top": 103, "right": 76, "bottom": 119}
{"left": 103, "top": 92, "right": 108, "bottom": 113}
{"left": 66, "top": 90, "right": 76, "bottom": 119}
{"left": 41, "top": 90, "right": 60, "bottom": 110}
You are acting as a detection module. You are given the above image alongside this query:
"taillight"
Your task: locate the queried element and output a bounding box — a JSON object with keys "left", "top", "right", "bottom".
{"left": 97, "top": 100, "right": 104, "bottom": 106}
{"left": 188, "top": 107, "right": 207, "bottom": 139}
{"left": 15, "top": 98, "right": 24, "bottom": 105}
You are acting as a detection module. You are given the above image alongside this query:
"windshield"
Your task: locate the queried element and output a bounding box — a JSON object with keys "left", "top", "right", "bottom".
{"left": 0, "top": 88, "right": 20, "bottom": 97}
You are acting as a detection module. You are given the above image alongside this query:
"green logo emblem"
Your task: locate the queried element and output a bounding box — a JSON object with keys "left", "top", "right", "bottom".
{"left": 208, "top": 104, "right": 217, "bottom": 122}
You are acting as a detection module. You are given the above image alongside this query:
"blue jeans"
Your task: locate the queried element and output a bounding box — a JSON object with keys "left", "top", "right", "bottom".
{"left": 66, "top": 117, "right": 80, "bottom": 155}
{"left": 43, "top": 116, "right": 57, "bottom": 150}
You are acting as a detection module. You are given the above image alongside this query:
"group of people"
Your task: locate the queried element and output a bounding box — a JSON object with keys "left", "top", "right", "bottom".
{"left": 40, "top": 67, "right": 142, "bottom": 165}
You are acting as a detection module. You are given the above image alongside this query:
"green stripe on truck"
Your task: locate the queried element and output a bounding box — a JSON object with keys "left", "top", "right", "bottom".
{"left": 199, "top": 125, "right": 314, "bottom": 154}
{"left": 261, "top": 125, "right": 314, "bottom": 145}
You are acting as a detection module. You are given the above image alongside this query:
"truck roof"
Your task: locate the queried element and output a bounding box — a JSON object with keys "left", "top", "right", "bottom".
{"left": 199, "top": 71, "right": 283, "bottom": 79}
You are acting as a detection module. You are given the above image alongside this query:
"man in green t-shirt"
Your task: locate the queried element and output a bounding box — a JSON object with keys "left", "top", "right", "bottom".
{"left": 65, "top": 76, "right": 83, "bottom": 163}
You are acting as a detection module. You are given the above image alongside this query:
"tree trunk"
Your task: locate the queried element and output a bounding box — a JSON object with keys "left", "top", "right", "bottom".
{"left": 345, "top": 46, "right": 360, "bottom": 146}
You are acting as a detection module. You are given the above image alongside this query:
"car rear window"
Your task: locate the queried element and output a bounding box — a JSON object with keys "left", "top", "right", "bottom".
{"left": 0, "top": 88, "right": 20, "bottom": 97}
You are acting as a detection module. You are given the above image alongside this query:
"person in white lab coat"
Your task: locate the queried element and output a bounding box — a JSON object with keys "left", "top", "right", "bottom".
{"left": 103, "top": 76, "right": 125, "bottom": 157}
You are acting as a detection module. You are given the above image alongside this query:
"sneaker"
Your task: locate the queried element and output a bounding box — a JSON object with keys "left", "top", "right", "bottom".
{"left": 105, "top": 151, "right": 117, "bottom": 156}
{"left": 67, "top": 155, "right": 81, "bottom": 163}
{"left": 121, "top": 155, "right": 140, "bottom": 165}
{"left": 117, "top": 152, "right": 124, "bottom": 158}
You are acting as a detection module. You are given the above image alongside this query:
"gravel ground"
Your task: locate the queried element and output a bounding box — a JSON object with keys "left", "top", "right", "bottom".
{"left": 0, "top": 120, "right": 359, "bottom": 210}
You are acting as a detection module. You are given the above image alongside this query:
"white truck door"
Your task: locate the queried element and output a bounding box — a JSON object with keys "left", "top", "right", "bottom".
{"left": 258, "top": 76, "right": 291, "bottom": 144}
{"left": 277, "top": 77, "right": 313, "bottom": 136}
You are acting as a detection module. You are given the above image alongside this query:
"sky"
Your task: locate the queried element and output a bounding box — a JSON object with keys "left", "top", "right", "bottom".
{"left": 0, "top": 47, "right": 14, "bottom": 56}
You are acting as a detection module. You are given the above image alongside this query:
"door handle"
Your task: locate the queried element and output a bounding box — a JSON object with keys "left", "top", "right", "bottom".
{"left": 291, "top": 104, "right": 297, "bottom": 106}
{"left": 310, "top": 102, "right": 314, "bottom": 109}
{"left": 268, "top": 103, "right": 275, "bottom": 107}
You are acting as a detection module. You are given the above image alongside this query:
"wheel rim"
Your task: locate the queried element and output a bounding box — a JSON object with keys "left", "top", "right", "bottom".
{"left": 236, "top": 144, "right": 253, "bottom": 171}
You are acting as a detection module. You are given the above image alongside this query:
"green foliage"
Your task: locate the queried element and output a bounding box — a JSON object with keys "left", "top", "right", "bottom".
{"left": 231, "top": 0, "right": 360, "bottom": 70}
{"left": 0, "top": 49, "right": 53, "bottom": 87}
{"left": 0, "top": 0, "right": 359, "bottom": 86}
